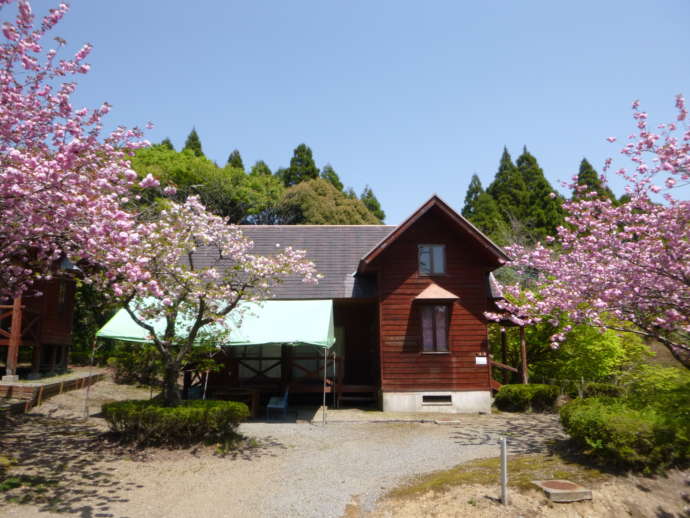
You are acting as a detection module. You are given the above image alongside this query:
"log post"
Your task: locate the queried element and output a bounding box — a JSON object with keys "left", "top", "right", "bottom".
{"left": 28, "top": 342, "right": 42, "bottom": 380}
{"left": 48, "top": 344, "right": 58, "bottom": 374}
{"left": 500, "top": 327, "right": 508, "bottom": 383}
{"left": 3, "top": 297, "right": 23, "bottom": 381}
{"left": 519, "top": 326, "right": 528, "bottom": 384}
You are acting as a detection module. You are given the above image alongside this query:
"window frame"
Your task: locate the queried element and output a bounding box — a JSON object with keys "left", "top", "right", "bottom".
{"left": 418, "top": 244, "right": 446, "bottom": 276}
{"left": 419, "top": 303, "right": 450, "bottom": 353}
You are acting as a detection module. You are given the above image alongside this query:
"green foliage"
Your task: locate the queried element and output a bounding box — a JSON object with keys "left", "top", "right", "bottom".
{"left": 530, "top": 325, "right": 650, "bottom": 382}
{"left": 250, "top": 160, "right": 272, "bottom": 176}
{"left": 281, "top": 143, "right": 320, "bottom": 186}
{"left": 493, "top": 384, "right": 559, "bottom": 412}
{"left": 621, "top": 364, "right": 690, "bottom": 411}
{"left": 107, "top": 341, "right": 163, "bottom": 385}
{"left": 487, "top": 147, "right": 529, "bottom": 225}
{"left": 574, "top": 158, "right": 616, "bottom": 202}
{"left": 160, "top": 138, "right": 175, "bottom": 151}
{"left": 102, "top": 399, "right": 249, "bottom": 447}
{"left": 461, "top": 174, "right": 484, "bottom": 220}
{"left": 581, "top": 382, "right": 624, "bottom": 398}
{"left": 360, "top": 185, "right": 385, "bottom": 222}
{"left": 183, "top": 128, "right": 204, "bottom": 157}
{"left": 560, "top": 397, "right": 689, "bottom": 472}
{"left": 278, "top": 178, "right": 380, "bottom": 224}
{"left": 320, "top": 163, "right": 343, "bottom": 191}
{"left": 71, "top": 282, "right": 119, "bottom": 365}
{"left": 226, "top": 149, "right": 245, "bottom": 170}
{"left": 516, "top": 148, "right": 564, "bottom": 242}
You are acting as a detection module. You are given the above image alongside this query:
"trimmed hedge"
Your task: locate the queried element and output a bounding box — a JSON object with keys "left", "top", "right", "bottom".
{"left": 560, "top": 397, "right": 689, "bottom": 473}
{"left": 102, "top": 399, "right": 249, "bottom": 447}
{"left": 583, "top": 382, "right": 624, "bottom": 398}
{"left": 493, "top": 384, "right": 559, "bottom": 412}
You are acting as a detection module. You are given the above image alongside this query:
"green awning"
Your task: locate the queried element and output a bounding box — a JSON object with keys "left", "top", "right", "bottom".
{"left": 96, "top": 299, "right": 336, "bottom": 348}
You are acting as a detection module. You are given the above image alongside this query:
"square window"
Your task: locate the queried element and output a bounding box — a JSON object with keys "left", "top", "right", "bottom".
{"left": 420, "top": 304, "right": 449, "bottom": 352}
{"left": 418, "top": 244, "right": 445, "bottom": 275}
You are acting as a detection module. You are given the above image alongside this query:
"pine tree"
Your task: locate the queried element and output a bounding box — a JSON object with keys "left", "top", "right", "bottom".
{"left": 183, "top": 128, "right": 204, "bottom": 157}
{"left": 461, "top": 174, "right": 484, "bottom": 220}
{"left": 160, "top": 138, "right": 175, "bottom": 151}
{"left": 360, "top": 185, "right": 385, "bottom": 222}
{"left": 250, "top": 160, "right": 272, "bottom": 176}
{"left": 470, "top": 191, "right": 507, "bottom": 244}
{"left": 227, "top": 149, "right": 245, "bottom": 171}
{"left": 516, "top": 147, "right": 563, "bottom": 241}
{"left": 486, "top": 147, "right": 529, "bottom": 223}
{"left": 574, "top": 158, "right": 615, "bottom": 202}
{"left": 320, "top": 164, "right": 343, "bottom": 191}
{"left": 282, "top": 143, "right": 320, "bottom": 186}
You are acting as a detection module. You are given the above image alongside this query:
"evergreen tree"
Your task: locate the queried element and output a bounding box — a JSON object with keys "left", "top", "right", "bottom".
{"left": 227, "top": 149, "right": 245, "bottom": 171}
{"left": 250, "top": 160, "right": 272, "bottom": 176}
{"left": 516, "top": 147, "right": 564, "bottom": 241}
{"left": 470, "top": 191, "right": 507, "bottom": 243}
{"left": 486, "top": 147, "right": 529, "bottom": 224}
{"left": 183, "top": 128, "right": 204, "bottom": 157}
{"left": 282, "top": 143, "right": 320, "bottom": 186}
{"left": 360, "top": 185, "right": 385, "bottom": 222}
{"left": 461, "top": 174, "right": 484, "bottom": 220}
{"left": 160, "top": 138, "right": 175, "bottom": 151}
{"left": 574, "top": 158, "right": 615, "bottom": 202}
{"left": 320, "top": 164, "right": 343, "bottom": 191}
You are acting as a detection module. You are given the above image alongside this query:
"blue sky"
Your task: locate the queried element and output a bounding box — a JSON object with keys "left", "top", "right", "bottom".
{"left": 41, "top": 0, "right": 690, "bottom": 224}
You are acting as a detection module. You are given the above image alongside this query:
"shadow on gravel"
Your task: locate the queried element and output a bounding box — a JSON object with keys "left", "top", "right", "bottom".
{"left": 0, "top": 413, "right": 139, "bottom": 518}
{"left": 449, "top": 414, "right": 566, "bottom": 454}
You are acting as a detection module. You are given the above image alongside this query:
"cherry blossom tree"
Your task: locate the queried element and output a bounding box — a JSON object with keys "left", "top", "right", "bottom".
{"left": 0, "top": 0, "right": 147, "bottom": 298}
{"left": 490, "top": 96, "right": 690, "bottom": 367}
{"left": 98, "top": 194, "right": 320, "bottom": 404}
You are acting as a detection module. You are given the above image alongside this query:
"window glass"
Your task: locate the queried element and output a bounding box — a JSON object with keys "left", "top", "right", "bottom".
{"left": 434, "top": 305, "right": 448, "bottom": 351}
{"left": 419, "top": 247, "right": 432, "bottom": 275}
{"left": 421, "top": 305, "right": 434, "bottom": 351}
{"left": 432, "top": 245, "right": 445, "bottom": 274}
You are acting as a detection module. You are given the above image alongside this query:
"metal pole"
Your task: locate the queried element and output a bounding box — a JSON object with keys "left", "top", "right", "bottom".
{"left": 322, "top": 347, "right": 327, "bottom": 425}
{"left": 500, "top": 437, "right": 508, "bottom": 505}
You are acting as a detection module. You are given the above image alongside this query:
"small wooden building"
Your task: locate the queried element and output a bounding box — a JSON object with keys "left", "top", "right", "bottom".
{"left": 1, "top": 278, "right": 75, "bottom": 381}
{"left": 203, "top": 195, "right": 509, "bottom": 413}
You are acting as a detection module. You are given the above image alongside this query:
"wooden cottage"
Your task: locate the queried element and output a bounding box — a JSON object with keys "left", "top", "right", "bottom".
{"left": 203, "top": 195, "right": 509, "bottom": 413}
{"left": 1, "top": 278, "right": 75, "bottom": 381}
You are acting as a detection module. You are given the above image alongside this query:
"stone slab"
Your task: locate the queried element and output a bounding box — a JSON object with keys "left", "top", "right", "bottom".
{"left": 532, "top": 479, "right": 593, "bottom": 503}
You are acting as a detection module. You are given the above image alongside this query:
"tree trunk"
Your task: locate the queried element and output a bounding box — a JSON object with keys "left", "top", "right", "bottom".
{"left": 163, "top": 360, "right": 182, "bottom": 406}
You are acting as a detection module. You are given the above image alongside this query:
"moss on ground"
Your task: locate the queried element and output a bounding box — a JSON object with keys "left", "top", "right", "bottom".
{"left": 387, "top": 453, "right": 609, "bottom": 499}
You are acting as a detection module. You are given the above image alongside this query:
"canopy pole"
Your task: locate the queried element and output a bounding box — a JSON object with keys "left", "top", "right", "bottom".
{"left": 322, "top": 346, "right": 327, "bottom": 425}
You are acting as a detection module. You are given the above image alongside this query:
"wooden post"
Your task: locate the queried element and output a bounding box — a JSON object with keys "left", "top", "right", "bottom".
{"left": 48, "top": 344, "right": 57, "bottom": 374}
{"left": 500, "top": 437, "right": 509, "bottom": 505}
{"left": 29, "top": 342, "right": 42, "bottom": 379}
{"left": 500, "top": 327, "right": 508, "bottom": 383}
{"left": 519, "top": 326, "right": 528, "bottom": 384}
{"left": 4, "top": 297, "right": 23, "bottom": 379}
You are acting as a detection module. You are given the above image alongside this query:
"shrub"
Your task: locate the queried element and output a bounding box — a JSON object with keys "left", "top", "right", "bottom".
{"left": 102, "top": 399, "right": 249, "bottom": 447}
{"left": 583, "top": 382, "right": 624, "bottom": 398}
{"left": 107, "top": 341, "right": 163, "bottom": 386}
{"left": 560, "top": 397, "right": 689, "bottom": 473}
{"left": 493, "top": 384, "right": 559, "bottom": 412}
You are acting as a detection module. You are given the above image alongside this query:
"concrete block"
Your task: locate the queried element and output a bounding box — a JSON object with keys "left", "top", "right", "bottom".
{"left": 532, "top": 480, "right": 593, "bottom": 503}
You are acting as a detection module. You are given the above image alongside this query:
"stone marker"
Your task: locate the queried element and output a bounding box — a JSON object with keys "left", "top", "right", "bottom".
{"left": 532, "top": 480, "right": 592, "bottom": 503}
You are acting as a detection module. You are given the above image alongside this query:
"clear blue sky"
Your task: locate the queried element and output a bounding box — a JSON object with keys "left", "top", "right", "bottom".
{"left": 42, "top": 0, "right": 690, "bottom": 224}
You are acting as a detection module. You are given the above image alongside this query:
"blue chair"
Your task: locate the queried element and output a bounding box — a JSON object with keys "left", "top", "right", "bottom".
{"left": 266, "top": 388, "right": 289, "bottom": 419}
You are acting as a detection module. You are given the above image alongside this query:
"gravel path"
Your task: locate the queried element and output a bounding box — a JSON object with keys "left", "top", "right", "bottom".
{"left": 0, "top": 380, "right": 564, "bottom": 518}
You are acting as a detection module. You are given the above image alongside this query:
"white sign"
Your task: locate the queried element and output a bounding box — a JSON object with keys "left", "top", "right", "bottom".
{"left": 475, "top": 356, "right": 488, "bottom": 365}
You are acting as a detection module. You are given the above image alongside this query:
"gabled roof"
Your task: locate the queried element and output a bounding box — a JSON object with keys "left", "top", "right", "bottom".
{"left": 414, "top": 283, "right": 459, "bottom": 301}
{"left": 357, "top": 195, "right": 509, "bottom": 273}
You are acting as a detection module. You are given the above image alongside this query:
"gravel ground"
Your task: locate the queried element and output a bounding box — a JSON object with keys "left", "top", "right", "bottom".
{"left": 0, "top": 378, "right": 564, "bottom": 518}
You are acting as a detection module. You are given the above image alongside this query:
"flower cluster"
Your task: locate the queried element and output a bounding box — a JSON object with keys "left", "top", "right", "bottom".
{"left": 491, "top": 96, "right": 690, "bottom": 365}
{"left": 0, "top": 0, "right": 147, "bottom": 297}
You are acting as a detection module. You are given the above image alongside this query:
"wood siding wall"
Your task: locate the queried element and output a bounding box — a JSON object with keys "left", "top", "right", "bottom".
{"left": 23, "top": 279, "right": 75, "bottom": 345}
{"left": 374, "top": 208, "right": 492, "bottom": 392}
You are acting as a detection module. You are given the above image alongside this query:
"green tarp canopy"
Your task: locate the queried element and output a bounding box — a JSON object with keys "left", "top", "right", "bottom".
{"left": 96, "top": 299, "right": 336, "bottom": 348}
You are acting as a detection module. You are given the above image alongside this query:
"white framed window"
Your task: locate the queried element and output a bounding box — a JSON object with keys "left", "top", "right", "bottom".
{"left": 418, "top": 244, "right": 445, "bottom": 275}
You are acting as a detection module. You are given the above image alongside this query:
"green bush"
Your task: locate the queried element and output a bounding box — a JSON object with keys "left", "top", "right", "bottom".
{"left": 582, "top": 382, "right": 624, "bottom": 398}
{"left": 102, "top": 399, "right": 249, "bottom": 447}
{"left": 107, "top": 341, "right": 163, "bottom": 386}
{"left": 560, "top": 397, "right": 689, "bottom": 473}
{"left": 493, "top": 384, "right": 560, "bottom": 412}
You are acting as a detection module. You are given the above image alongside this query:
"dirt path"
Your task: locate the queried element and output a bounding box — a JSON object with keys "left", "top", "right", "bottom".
{"left": 2, "top": 377, "right": 686, "bottom": 518}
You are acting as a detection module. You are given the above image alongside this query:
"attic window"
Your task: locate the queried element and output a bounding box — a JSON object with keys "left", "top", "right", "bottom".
{"left": 419, "top": 244, "right": 445, "bottom": 275}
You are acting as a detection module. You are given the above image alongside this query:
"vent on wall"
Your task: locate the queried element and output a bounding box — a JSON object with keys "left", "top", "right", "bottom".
{"left": 422, "top": 394, "right": 452, "bottom": 404}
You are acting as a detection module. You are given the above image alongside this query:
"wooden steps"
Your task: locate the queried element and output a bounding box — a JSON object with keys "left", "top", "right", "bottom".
{"left": 336, "top": 384, "right": 378, "bottom": 407}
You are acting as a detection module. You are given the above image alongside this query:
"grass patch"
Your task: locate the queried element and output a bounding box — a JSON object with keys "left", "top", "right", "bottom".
{"left": 387, "top": 453, "right": 609, "bottom": 499}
